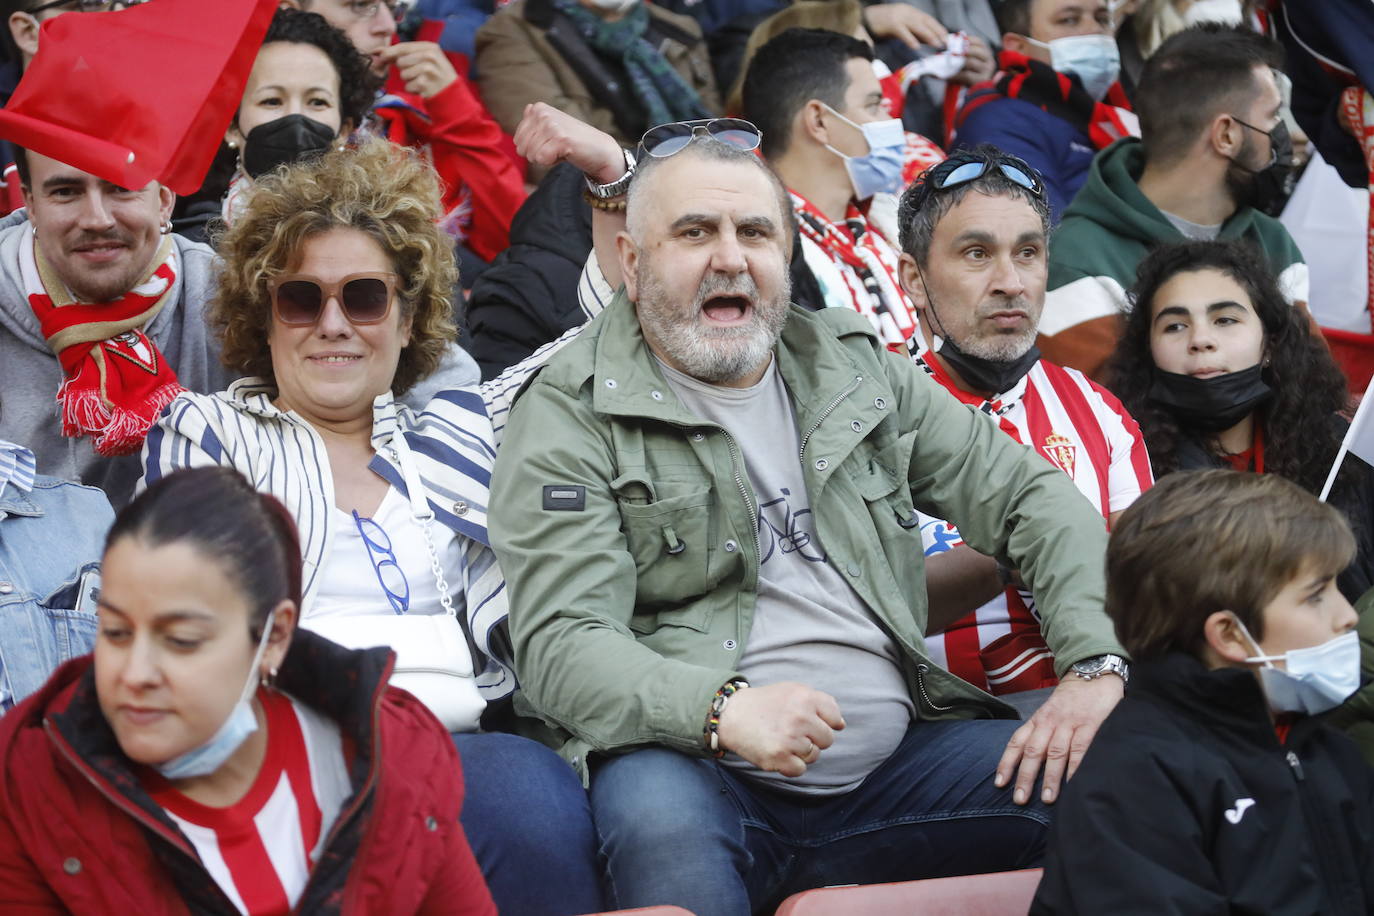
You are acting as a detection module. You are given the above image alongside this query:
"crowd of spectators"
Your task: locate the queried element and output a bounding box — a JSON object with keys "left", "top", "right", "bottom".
{"left": 0, "top": 0, "right": 1373, "bottom": 914}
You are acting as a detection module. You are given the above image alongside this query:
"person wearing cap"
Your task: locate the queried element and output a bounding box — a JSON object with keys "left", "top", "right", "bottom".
{"left": 894, "top": 145, "right": 1149, "bottom": 710}
{"left": 490, "top": 102, "right": 1126, "bottom": 915}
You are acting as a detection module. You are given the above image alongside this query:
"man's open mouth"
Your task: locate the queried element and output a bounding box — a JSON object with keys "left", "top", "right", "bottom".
{"left": 701, "top": 295, "right": 752, "bottom": 324}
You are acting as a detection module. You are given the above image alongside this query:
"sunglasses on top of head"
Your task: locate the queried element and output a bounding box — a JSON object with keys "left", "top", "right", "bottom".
{"left": 268, "top": 272, "right": 399, "bottom": 327}
{"left": 638, "top": 118, "right": 763, "bottom": 159}
{"left": 909, "top": 153, "right": 1047, "bottom": 213}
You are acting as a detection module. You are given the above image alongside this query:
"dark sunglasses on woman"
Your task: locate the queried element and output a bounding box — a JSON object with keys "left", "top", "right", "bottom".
{"left": 267, "top": 272, "right": 399, "bottom": 327}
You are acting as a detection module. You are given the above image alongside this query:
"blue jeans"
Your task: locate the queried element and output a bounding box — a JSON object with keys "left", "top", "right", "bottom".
{"left": 590, "top": 720, "right": 1049, "bottom": 916}
{"left": 454, "top": 732, "right": 605, "bottom": 915}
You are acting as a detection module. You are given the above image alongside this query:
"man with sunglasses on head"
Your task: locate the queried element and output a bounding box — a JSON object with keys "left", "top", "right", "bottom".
{"left": 894, "top": 145, "right": 1148, "bottom": 715}
{"left": 280, "top": 0, "right": 525, "bottom": 265}
{"left": 491, "top": 103, "right": 1126, "bottom": 915}
{"left": 1042, "top": 22, "right": 1308, "bottom": 381}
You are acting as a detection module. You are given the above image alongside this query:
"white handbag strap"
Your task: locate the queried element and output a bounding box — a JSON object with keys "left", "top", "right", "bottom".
{"left": 393, "top": 432, "right": 458, "bottom": 621}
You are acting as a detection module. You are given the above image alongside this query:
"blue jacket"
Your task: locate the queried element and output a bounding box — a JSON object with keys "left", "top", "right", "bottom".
{"left": 0, "top": 474, "right": 112, "bottom": 712}
{"left": 954, "top": 95, "right": 1096, "bottom": 222}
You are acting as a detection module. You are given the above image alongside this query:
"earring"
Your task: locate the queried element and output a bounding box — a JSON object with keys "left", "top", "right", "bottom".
{"left": 226, "top": 138, "right": 238, "bottom": 150}
{"left": 260, "top": 665, "right": 279, "bottom": 689}
{"left": 159, "top": 218, "right": 173, "bottom": 235}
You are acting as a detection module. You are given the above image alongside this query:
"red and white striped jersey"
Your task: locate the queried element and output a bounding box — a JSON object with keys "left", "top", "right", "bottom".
{"left": 917, "top": 355, "right": 1153, "bottom": 694}
{"left": 146, "top": 689, "right": 351, "bottom": 916}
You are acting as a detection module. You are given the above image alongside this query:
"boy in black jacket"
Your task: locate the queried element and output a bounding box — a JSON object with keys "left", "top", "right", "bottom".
{"left": 1032, "top": 470, "right": 1374, "bottom": 915}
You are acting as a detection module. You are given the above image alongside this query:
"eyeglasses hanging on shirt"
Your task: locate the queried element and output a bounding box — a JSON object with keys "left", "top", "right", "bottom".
{"left": 352, "top": 510, "right": 412, "bottom": 615}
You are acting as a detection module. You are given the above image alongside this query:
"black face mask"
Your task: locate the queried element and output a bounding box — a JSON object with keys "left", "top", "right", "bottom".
{"left": 937, "top": 335, "right": 1041, "bottom": 397}
{"left": 1147, "top": 364, "right": 1272, "bottom": 434}
{"left": 1225, "top": 119, "right": 1295, "bottom": 217}
{"left": 240, "top": 115, "right": 335, "bottom": 179}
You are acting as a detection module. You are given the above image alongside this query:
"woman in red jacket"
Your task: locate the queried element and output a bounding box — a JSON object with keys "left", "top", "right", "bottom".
{"left": 0, "top": 466, "right": 495, "bottom": 916}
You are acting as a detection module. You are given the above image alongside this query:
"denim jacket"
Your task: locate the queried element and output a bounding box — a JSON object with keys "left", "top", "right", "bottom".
{"left": 0, "top": 475, "right": 112, "bottom": 712}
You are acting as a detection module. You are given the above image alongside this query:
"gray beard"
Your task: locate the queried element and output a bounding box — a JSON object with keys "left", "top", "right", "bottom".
{"left": 635, "top": 266, "right": 791, "bottom": 385}
{"left": 955, "top": 327, "right": 1038, "bottom": 363}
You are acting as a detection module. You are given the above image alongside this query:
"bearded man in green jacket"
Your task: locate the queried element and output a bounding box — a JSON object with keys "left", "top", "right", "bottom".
{"left": 491, "top": 107, "right": 1129, "bottom": 916}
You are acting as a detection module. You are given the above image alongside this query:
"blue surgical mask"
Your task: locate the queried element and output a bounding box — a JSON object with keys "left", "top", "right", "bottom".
{"left": 1026, "top": 33, "right": 1120, "bottom": 102}
{"left": 821, "top": 104, "right": 906, "bottom": 201}
{"left": 1233, "top": 615, "right": 1361, "bottom": 716}
{"left": 155, "top": 610, "right": 276, "bottom": 781}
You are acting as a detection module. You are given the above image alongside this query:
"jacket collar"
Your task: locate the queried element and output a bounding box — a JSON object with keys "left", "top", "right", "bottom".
{"left": 1130, "top": 651, "right": 1317, "bottom": 747}
{"left": 585, "top": 289, "right": 898, "bottom": 471}
{"left": 1073, "top": 138, "right": 1260, "bottom": 242}
{"left": 217, "top": 377, "right": 401, "bottom": 442}
{"left": 38, "top": 628, "right": 393, "bottom": 825}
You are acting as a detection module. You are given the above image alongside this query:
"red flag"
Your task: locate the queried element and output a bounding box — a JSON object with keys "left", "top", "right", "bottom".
{"left": 0, "top": 0, "right": 276, "bottom": 194}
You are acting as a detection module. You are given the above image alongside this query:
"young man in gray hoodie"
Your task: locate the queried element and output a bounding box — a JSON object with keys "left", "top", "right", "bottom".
{"left": 0, "top": 148, "right": 229, "bottom": 507}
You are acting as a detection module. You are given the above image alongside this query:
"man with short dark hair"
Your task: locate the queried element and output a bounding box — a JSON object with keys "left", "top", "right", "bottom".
{"left": 492, "top": 108, "right": 1129, "bottom": 915}
{"left": 0, "top": 148, "right": 228, "bottom": 506}
{"left": 952, "top": 0, "right": 1136, "bottom": 220}
{"left": 1041, "top": 22, "right": 1308, "bottom": 381}
{"left": 895, "top": 146, "right": 1149, "bottom": 702}
{"left": 742, "top": 27, "right": 924, "bottom": 354}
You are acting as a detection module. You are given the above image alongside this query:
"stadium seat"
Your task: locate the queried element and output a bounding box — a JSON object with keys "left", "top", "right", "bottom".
{"left": 772, "top": 869, "right": 1044, "bottom": 915}
{"left": 578, "top": 908, "right": 697, "bottom": 915}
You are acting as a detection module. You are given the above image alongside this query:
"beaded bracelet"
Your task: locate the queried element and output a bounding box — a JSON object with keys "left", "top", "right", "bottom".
{"left": 704, "top": 678, "right": 749, "bottom": 758}
{"left": 581, "top": 188, "right": 628, "bottom": 212}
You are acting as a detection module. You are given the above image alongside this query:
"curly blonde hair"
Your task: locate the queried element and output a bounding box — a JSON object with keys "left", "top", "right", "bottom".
{"left": 211, "top": 138, "right": 458, "bottom": 396}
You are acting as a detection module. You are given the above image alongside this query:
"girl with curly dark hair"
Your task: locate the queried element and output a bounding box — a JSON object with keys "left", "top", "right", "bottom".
{"left": 1109, "top": 239, "right": 1374, "bottom": 599}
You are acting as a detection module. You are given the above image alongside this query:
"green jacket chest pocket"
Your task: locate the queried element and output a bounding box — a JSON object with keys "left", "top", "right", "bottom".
{"left": 616, "top": 480, "right": 715, "bottom": 625}
{"left": 854, "top": 432, "right": 922, "bottom": 542}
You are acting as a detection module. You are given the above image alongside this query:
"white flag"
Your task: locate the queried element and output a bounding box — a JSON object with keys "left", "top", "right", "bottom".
{"left": 1320, "top": 372, "right": 1374, "bottom": 501}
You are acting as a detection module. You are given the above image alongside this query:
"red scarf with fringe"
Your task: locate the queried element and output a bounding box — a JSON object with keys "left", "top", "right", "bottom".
{"left": 27, "top": 230, "right": 184, "bottom": 457}
{"left": 954, "top": 51, "right": 1135, "bottom": 151}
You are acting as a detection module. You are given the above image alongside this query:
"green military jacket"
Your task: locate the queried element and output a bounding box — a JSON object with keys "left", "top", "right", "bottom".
{"left": 490, "top": 293, "right": 1124, "bottom": 780}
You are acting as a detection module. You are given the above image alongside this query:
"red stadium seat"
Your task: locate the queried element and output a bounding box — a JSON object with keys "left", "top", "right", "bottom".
{"left": 578, "top": 908, "right": 697, "bottom": 916}
{"left": 1322, "top": 326, "right": 1374, "bottom": 397}
{"left": 772, "top": 869, "right": 1044, "bottom": 916}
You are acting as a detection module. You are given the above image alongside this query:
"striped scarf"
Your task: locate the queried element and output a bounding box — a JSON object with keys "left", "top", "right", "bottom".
{"left": 24, "top": 227, "right": 183, "bottom": 457}
{"left": 955, "top": 50, "right": 1134, "bottom": 151}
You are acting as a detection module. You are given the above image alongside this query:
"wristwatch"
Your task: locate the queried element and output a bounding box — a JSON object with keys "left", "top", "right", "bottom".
{"left": 584, "top": 147, "right": 637, "bottom": 200}
{"left": 1070, "top": 653, "right": 1130, "bottom": 684}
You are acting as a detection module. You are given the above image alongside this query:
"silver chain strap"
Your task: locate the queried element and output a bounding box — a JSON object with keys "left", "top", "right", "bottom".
{"left": 419, "top": 513, "right": 456, "bottom": 618}
{"left": 393, "top": 435, "right": 457, "bottom": 620}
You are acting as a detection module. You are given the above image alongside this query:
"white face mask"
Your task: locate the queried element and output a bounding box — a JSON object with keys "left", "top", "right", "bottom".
{"left": 1184, "top": 0, "right": 1243, "bottom": 26}
{"left": 154, "top": 610, "right": 276, "bottom": 781}
{"left": 1025, "top": 33, "right": 1120, "bottom": 102}
{"left": 1233, "top": 615, "right": 1362, "bottom": 716}
{"left": 820, "top": 103, "right": 906, "bottom": 200}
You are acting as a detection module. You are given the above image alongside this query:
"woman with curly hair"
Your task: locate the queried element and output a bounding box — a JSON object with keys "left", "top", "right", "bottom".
{"left": 140, "top": 138, "right": 604, "bottom": 916}
{"left": 1109, "top": 239, "right": 1374, "bottom": 599}
{"left": 176, "top": 7, "right": 377, "bottom": 242}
